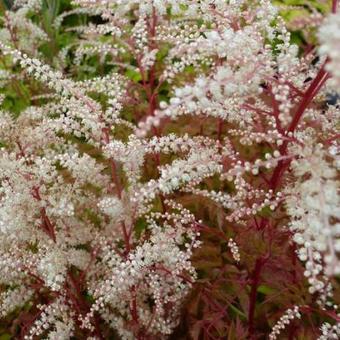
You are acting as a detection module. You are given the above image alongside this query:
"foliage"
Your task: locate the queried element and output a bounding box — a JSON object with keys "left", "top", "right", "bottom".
{"left": 0, "top": 0, "right": 339, "bottom": 339}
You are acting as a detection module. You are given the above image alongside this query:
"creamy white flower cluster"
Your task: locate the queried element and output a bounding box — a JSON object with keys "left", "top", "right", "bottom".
{"left": 319, "top": 11, "right": 340, "bottom": 90}
{"left": 82, "top": 200, "right": 199, "bottom": 338}
{"left": 286, "top": 141, "right": 340, "bottom": 298}
{"left": 0, "top": 0, "right": 46, "bottom": 55}
{"left": 0, "top": 286, "right": 33, "bottom": 317}
{"left": 319, "top": 321, "right": 340, "bottom": 340}
{"left": 72, "top": 0, "right": 199, "bottom": 16}
{"left": 138, "top": 7, "right": 301, "bottom": 136}
{"left": 269, "top": 306, "right": 301, "bottom": 340}
{"left": 24, "top": 298, "right": 75, "bottom": 340}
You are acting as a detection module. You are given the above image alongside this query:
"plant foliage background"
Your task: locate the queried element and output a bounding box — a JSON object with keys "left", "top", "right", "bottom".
{"left": 0, "top": 0, "right": 339, "bottom": 339}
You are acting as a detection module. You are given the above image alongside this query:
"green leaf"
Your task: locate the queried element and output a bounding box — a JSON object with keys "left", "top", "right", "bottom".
{"left": 228, "top": 304, "right": 247, "bottom": 320}
{"left": 134, "top": 217, "right": 148, "bottom": 238}
{"left": 156, "top": 45, "right": 170, "bottom": 62}
{"left": 183, "top": 65, "right": 195, "bottom": 75}
{"left": 0, "top": 334, "right": 12, "bottom": 340}
{"left": 257, "top": 285, "right": 275, "bottom": 295}
{"left": 257, "top": 206, "right": 272, "bottom": 218}
{"left": 125, "top": 69, "right": 142, "bottom": 83}
{"left": 179, "top": 3, "right": 189, "bottom": 11}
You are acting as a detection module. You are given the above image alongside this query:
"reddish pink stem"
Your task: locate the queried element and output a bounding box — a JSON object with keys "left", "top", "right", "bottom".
{"left": 332, "top": 0, "right": 338, "bottom": 13}
{"left": 270, "top": 63, "right": 329, "bottom": 190}
{"left": 248, "top": 257, "right": 267, "bottom": 337}
{"left": 247, "top": 61, "right": 330, "bottom": 337}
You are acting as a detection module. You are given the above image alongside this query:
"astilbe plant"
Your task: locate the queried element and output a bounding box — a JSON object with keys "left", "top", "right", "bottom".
{"left": 0, "top": 0, "right": 339, "bottom": 339}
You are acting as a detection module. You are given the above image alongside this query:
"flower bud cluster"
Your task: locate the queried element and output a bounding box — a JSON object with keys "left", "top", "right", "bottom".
{"left": 269, "top": 306, "right": 301, "bottom": 340}
{"left": 319, "top": 12, "right": 340, "bottom": 89}
{"left": 319, "top": 321, "right": 340, "bottom": 340}
{"left": 286, "top": 141, "right": 340, "bottom": 299}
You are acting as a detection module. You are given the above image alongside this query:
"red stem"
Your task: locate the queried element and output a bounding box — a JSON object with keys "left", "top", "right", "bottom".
{"left": 248, "top": 257, "right": 266, "bottom": 337}
{"left": 32, "top": 187, "right": 56, "bottom": 242}
{"left": 121, "top": 221, "right": 131, "bottom": 254}
{"left": 217, "top": 118, "right": 223, "bottom": 140}
{"left": 270, "top": 63, "right": 329, "bottom": 190}
{"left": 110, "top": 159, "right": 123, "bottom": 199}
{"left": 247, "top": 62, "right": 329, "bottom": 336}
{"left": 67, "top": 272, "right": 104, "bottom": 339}
{"left": 332, "top": 0, "right": 338, "bottom": 13}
